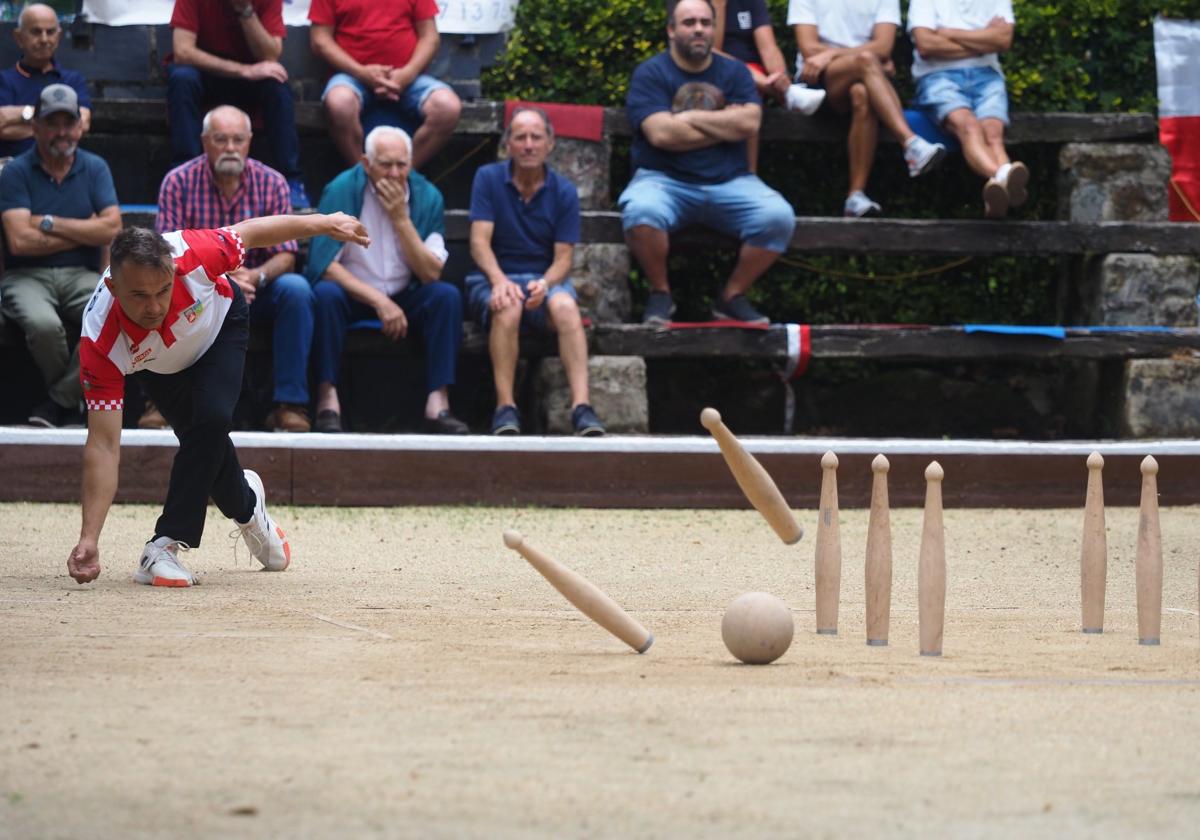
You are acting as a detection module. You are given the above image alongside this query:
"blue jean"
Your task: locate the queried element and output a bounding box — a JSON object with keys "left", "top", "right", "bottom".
{"left": 249, "top": 272, "right": 314, "bottom": 405}
{"left": 312, "top": 279, "right": 462, "bottom": 393}
{"left": 464, "top": 272, "right": 578, "bottom": 333}
{"left": 618, "top": 169, "right": 796, "bottom": 253}
{"left": 167, "top": 63, "right": 303, "bottom": 181}
{"left": 915, "top": 67, "right": 1010, "bottom": 126}
{"left": 321, "top": 72, "right": 451, "bottom": 136}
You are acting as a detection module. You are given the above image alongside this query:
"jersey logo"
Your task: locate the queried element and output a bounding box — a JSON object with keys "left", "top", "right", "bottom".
{"left": 737, "top": 11, "right": 752, "bottom": 29}
{"left": 181, "top": 299, "right": 205, "bottom": 323}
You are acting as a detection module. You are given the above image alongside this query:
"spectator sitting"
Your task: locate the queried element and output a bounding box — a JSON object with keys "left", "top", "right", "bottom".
{"left": 908, "top": 0, "right": 1028, "bottom": 219}
{"left": 167, "top": 0, "right": 310, "bottom": 209}
{"left": 0, "top": 3, "right": 91, "bottom": 160}
{"left": 155, "top": 104, "right": 316, "bottom": 433}
{"left": 620, "top": 0, "right": 796, "bottom": 326}
{"left": 704, "top": 0, "right": 826, "bottom": 171}
{"left": 788, "top": 0, "right": 946, "bottom": 218}
{"left": 306, "top": 125, "right": 467, "bottom": 435}
{"left": 0, "top": 83, "right": 120, "bottom": 427}
{"left": 466, "top": 106, "right": 605, "bottom": 438}
{"left": 309, "top": 0, "right": 462, "bottom": 170}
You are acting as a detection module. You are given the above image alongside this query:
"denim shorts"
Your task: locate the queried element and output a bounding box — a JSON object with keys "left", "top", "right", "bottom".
{"left": 322, "top": 72, "right": 451, "bottom": 134}
{"left": 618, "top": 169, "right": 796, "bottom": 253}
{"left": 465, "top": 272, "right": 578, "bottom": 333}
{"left": 915, "top": 66, "right": 1010, "bottom": 126}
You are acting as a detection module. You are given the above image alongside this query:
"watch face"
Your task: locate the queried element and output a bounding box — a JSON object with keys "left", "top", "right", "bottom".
{"left": 21, "top": 105, "right": 33, "bottom": 120}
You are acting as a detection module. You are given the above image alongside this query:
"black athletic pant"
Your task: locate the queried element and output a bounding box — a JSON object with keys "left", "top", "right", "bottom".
{"left": 138, "top": 285, "right": 255, "bottom": 547}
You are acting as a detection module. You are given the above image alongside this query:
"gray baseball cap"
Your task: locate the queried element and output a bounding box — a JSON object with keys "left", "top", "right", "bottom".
{"left": 35, "top": 84, "right": 80, "bottom": 120}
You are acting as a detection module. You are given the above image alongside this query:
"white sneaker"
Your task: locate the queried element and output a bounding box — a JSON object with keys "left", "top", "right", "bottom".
{"left": 237, "top": 470, "right": 291, "bottom": 571}
{"left": 134, "top": 537, "right": 196, "bottom": 587}
{"left": 1002, "top": 161, "right": 1029, "bottom": 207}
{"left": 983, "top": 177, "right": 1009, "bottom": 219}
{"left": 844, "top": 191, "right": 882, "bottom": 218}
{"left": 904, "top": 135, "right": 947, "bottom": 178}
{"left": 785, "top": 84, "right": 826, "bottom": 116}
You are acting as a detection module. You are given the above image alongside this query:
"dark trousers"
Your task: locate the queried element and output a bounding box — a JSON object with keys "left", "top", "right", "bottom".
{"left": 137, "top": 288, "right": 255, "bottom": 547}
{"left": 167, "top": 63, "right": 303, "bottom": 181}
{"left": 312, "top": 279, "right": 463, "bottom": 392}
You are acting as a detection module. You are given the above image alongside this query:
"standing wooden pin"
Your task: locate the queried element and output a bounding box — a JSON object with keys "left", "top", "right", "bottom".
{"left": 814, "top": 451, "right": 842, "bottom": 635}
{"left": 865, "top": 454, "right": 893, "bottom": 646}
{"left": 918, "top": 461, "right": 946, "bottom": 657}
{"left": 1135, "top": 455, "right": 1162, "bottom": 646}
{"left": 502, "top": 530, "right": 654, "bottom": 653}
{"left": 700, "top": 407, "right": 804, "bottom": 544}
{"left": 1080, "top": 451, "right": 1107, "bottom": 634}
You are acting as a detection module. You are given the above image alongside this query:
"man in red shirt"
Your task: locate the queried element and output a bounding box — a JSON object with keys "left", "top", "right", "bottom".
{"left": 309, "top": 0, "right": 461, "bottom": 170}
{"left": 66, "top": 211, "right": 368, "bottom": 589}
{"left": 168, "top": 0, "right": 311, "bottom": 208}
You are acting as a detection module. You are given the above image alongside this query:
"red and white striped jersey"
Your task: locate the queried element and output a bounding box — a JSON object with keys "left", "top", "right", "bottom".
{"left": 79, "top": 227, "right": 246, "bottom": 412}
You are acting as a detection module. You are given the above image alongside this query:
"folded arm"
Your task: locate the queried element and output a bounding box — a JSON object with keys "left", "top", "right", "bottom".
{"left": 676, "top": 102, "right": 761, "bottom": 143}
{"left": 912, "top": 27, "right": 979, "bottom": 61}
{"left": 939, "top": 19, "right": 1013, "bottom": 54}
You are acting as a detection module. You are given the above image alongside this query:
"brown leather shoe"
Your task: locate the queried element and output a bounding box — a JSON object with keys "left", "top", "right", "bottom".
{"left": 138, "top": 401, "right": 170, "bottom": 430}
{"left": 267, "top": 403, "right": 311, "bottom": 433}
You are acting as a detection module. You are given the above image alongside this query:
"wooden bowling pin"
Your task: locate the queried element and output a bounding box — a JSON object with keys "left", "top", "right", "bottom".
{"left": 814, "top": 451, "right": 842, "bottom": 635}
{"left": 1080, "top": 452, "right": 1107, "bottom": 634}
{"left": 503, "top": 530, "right": 654, "bottom": 653}
{"left": 865, "top": 454, "right": 893, "bottom": 646}
{"left": 1135, "top": 456, "right": 1162, "bottom": 646}
{"left": 700, "top": 407, "right": 803, "bottom": 545}
{"left": 918, "top": 461, "right": 946, "bottom": 657}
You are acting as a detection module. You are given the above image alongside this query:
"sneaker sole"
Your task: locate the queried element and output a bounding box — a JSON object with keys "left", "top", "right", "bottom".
{"left": 983, "top": 180, "right": 1009, "bottom": 219}
{"left": 492, "top": 426, "right": 521, "bottom": 436}
{"left": 134, "top": 572, "right": 193, "bottom": 587}
{"left": 1005, "top": 163, "right": 1029, "bottom": 207}
{"left": 575, "top": 427, "right": 606, "bottom": 437}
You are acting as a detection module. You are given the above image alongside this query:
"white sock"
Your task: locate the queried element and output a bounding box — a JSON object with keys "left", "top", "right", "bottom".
{"left": 904, "top": 136, "right": 920, "bottom": 149}
{"left": 995, "top": 163, "right": 1012, "bottom": 184}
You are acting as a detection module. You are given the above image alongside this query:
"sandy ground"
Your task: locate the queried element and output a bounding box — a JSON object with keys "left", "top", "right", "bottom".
{"left": 1, "top": 499, "right": 1198, "bottom": 839}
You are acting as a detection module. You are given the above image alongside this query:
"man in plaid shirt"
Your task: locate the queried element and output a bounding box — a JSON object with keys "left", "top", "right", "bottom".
{"left": 156, "top": 104, "right": 315, "bottom": 432}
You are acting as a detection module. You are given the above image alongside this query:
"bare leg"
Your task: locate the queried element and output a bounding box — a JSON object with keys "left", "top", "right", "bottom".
{"left": 845, "top": 82, "right": 877, "bottom": 195}
{"left": 822, "top": 51, "right": 916, "bottom": 145}
{"left": 325, "top": 86, "right": 364, "bottom": 166}
{"left": 411, "top": 89, "right": 462, "bottom": 171}
{"left": 316, "top": 381, "right": 340, "bottom": 414}
{"left": 489, "top": 302, "right": 522, "bottom": 407}
{"left": 723, "top": 244, "right": 782, "bottom": 300}
{"left": 425, "top": 387, "right": 450, "bottom": 418}
{"left": 981, "top": 118, "right": 1009, "bottom": 168}
{"left": 548, "top": 295, "right": 590, "bottom": 407}
{"left": 944, "top": 109, "right": 1001, "bottom": 178}
{"left": 625, "top": 225, "right": 672, "bottom": 294}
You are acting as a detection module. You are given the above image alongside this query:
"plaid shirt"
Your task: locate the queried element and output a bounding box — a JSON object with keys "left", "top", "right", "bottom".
{"left": 155, "top": 155, "right": 298, "bottom": 270}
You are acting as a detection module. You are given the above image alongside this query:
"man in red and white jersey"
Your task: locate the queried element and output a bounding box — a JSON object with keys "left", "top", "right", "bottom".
{"left": 66, "top": 212, "right": 369, "bottom": 588}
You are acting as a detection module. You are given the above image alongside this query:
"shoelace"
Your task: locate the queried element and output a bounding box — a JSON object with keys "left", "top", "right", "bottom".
{"left": 229, "top": 515, "right": 268, "bottom": 567}
{"left": 145, "top": 540, "right": 193, "bottom": 573}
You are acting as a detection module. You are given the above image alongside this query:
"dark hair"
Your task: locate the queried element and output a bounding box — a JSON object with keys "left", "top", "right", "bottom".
{"left": 502, "top": 105, "right": 555, "bottom": 145}
{"left": 667, "top": 0, "right": 716, "bottom": 26}
{"left": 110, "top": 227, "right": 174, "bottom": 279}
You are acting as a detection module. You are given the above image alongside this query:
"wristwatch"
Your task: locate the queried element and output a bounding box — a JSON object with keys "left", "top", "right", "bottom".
{"left": 21, "top": 105, "right": 33, "bottom": 122}
{"left": 256, "top": 270, "right": 266, "bottom": 288}
{"left": 236, "top": 4, "right": 255, "bottom": 19}
{"left": 39, "top": 214, "right": 54, "bottom": 233}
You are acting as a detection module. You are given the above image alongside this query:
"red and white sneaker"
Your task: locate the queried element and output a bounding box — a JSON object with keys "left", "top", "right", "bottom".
{"left": 134, "top": 537, "right": 196, "bottom": 587}
{"left": 237, "top": 470, "right": 291, "bottom": 571}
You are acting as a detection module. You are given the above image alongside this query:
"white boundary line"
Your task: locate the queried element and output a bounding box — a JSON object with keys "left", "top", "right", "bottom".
{"left": 4, "top": 425, "right": 1200, "bottom": 456}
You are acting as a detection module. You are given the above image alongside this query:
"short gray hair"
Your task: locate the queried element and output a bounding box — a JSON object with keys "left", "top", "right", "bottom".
{"left": 364, "top": 125, "right": 413, "bottom": 162}
{"left": 502, "top": 106, "right": 555, "bottom": 145}
{"left": 110, "top": 227, "right": 174, "bottom": 279}
{"left": 201, "top": 105, "right": 252, "bottom": 136}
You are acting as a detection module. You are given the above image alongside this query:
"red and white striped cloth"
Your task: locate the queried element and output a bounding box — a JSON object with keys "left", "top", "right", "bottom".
{"left": 1155, "top": 16, "right": 1200, "bottom": 222}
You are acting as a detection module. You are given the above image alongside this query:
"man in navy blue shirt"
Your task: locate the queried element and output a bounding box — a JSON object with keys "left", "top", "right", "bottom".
{"left": 0, "top": 4, "right": 92, "bottom": 159}
{"left": 466, "top": 106, "right": 604, "bottom": 437}
{"left": 621, "top": 0, "right": 795, "bottom": 325}
{"left": 0, "top": 84, "right": 120, "bottom": 427}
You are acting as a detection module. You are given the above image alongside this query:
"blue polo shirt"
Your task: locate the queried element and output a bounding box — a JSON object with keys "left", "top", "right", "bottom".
{"left": 0, "top": 147, "right": 118, "bottom": 271}
{"left": 627, "top": 51, "right": 758, "bottom": 184}
{"left": 0, "top": 60, "right": 92, "bottom": 158}
{"left": 468, "top": 160, "right": 580, "bottom": 275}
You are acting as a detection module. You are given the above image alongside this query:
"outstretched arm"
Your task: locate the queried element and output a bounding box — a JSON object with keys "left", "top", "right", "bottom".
{"left": 232, "top": 212, "right": 370, "bottom": 250}
{"left": 68, "top": 409, "right": 123, "bottom": 584}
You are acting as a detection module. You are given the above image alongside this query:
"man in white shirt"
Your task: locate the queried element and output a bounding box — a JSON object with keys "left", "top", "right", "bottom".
{"left": 908, "top": 0, "right": 1028, "bottom": 218}
{"left": 787, "top": 0, "right": 946, "bottom": 217}
{"left": 307, "top": 125, "right": 467, "bottom": 434}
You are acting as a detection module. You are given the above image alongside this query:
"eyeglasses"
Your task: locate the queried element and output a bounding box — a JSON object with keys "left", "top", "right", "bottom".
{"left": 207, "top": 133, "right": 250, "bottom": 146}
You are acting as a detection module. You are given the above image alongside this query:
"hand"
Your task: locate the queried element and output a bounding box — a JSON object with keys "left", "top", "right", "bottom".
{"left": 881, "top": 58, "right": 896, "bottom": 77}
{"left": 361, "top": 64, "right": 399, "bottom": 98}
{"left": 524, "top": 279, "right": 547, "bottom": 311}
{"left": 68, "top": 540, "right": 101, "bottom": 584}
{"left": 489, "top": 278, "right": 525, "bottom": 312}
{"left": 228, "top": 267, "right": 257, "bottom": 305}
{"left": 374, "top": 177, "right": 410, "bottom": 221}
{"left": 387, "top": 66, "right": 416, "bottom": 94}
{"left": 242, "top": 61, "right": 289, "bottom": 83}
{"left": 763, "top": 70, "right": 790, "bottom": 100}
{"left": 375, "top": 297, "right": 408, "bottom": 340}
{"left": 988, "top": 15, "right": 1007, "bottom": 28}
{"left": 800, "top": 50, "right": 832, "bottom": 85}
{"left": 322, "top": 212, "right": 370, "bottom": 247}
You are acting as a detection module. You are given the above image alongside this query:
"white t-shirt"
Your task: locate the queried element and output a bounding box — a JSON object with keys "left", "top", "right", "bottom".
{"left": 907, "top": 0, "right": 1015, "bottom": 79}
{"left": 338, "top": 182, "right": 448, "bottom": 297}
{"left": 786, "top": 0, "right": 901, "bottom": 77}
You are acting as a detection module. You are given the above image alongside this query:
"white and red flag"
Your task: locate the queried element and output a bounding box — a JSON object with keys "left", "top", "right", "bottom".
{"left": 1156, "top": 16, "right": 1200, "bottom": 222}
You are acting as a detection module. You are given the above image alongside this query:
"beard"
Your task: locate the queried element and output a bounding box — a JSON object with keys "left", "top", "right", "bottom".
{"left": 215, "top": 154, "right": 245, "bottom": 177}
{"left": 47, "top": 139, "right": 77, "bottom": 159}
{"left": 671, "top": 30, "right": 713, "bottom": 63}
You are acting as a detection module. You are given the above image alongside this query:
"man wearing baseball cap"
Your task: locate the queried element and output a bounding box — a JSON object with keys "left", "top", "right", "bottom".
{"left": 0, "top": 82, "right": 120, "bottom": 427}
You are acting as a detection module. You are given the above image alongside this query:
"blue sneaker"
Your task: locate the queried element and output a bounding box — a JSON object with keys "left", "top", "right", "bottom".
{"left": 491, "top": 404, "right": 521, "bottom": 435}
{"left": 571, "top": 403, "right": 605, "bottom": 437}
{"left": 288, "top": 179, "right": 311, "bottom": 211}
